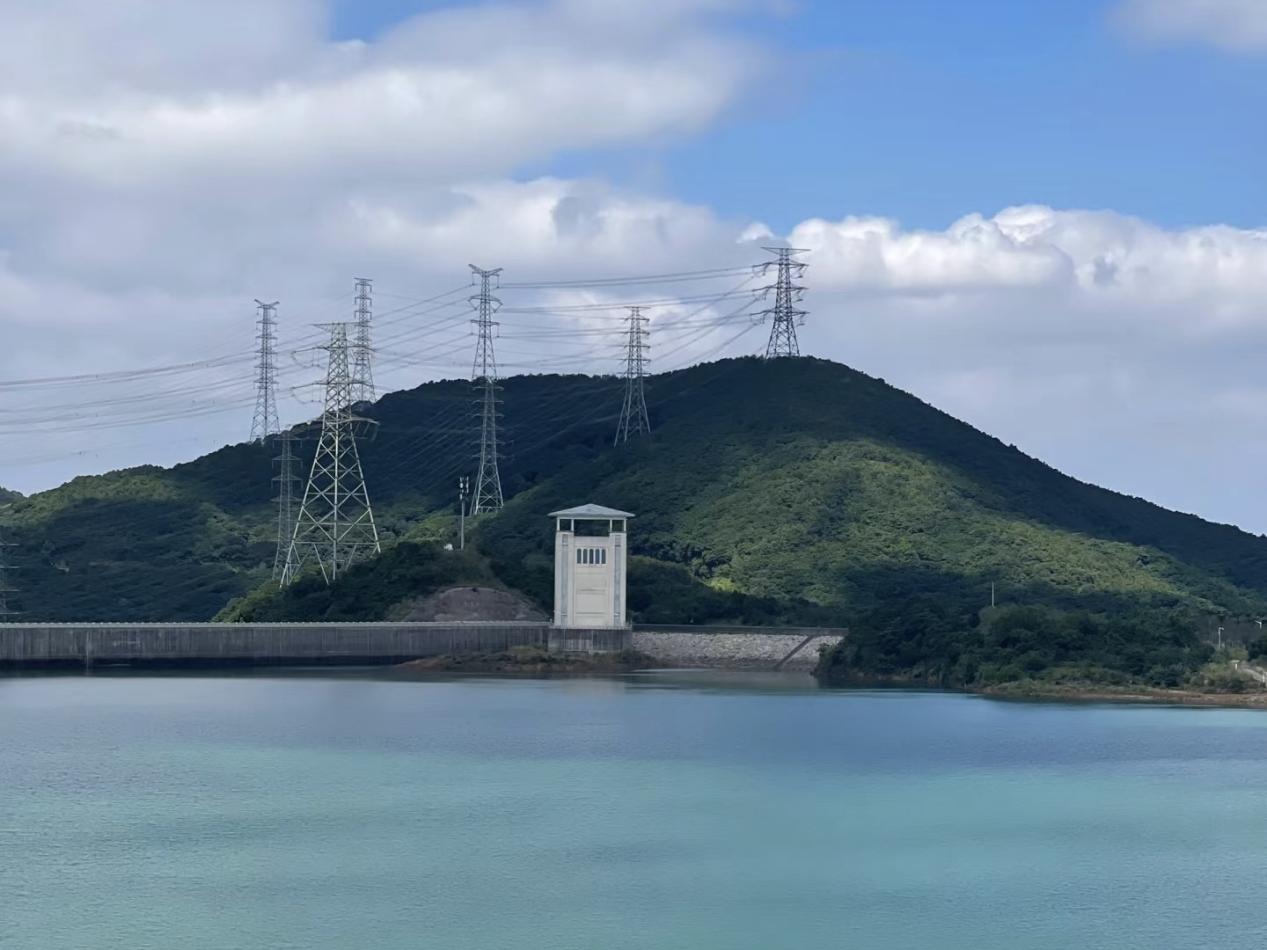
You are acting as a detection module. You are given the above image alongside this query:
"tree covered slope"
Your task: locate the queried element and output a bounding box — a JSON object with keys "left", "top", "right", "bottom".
{"left": 3, "top": 358, "right": 1266, "bottom": 654}
{"left": 482, "top": 358, "right": 1267, "bottom": 623}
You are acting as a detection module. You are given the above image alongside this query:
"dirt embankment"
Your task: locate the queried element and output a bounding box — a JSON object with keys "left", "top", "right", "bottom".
{"left": 394, "top": 586, "right": 547, "bottom": 623}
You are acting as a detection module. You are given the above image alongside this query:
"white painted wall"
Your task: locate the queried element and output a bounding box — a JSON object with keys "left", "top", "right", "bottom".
{"left": 553, "top": 527, "right": 627, "bottom": 628}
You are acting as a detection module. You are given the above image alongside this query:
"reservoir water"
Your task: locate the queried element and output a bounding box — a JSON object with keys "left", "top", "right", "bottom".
{"left": 3, "top": 671, "right": 1267, "bottom": 950}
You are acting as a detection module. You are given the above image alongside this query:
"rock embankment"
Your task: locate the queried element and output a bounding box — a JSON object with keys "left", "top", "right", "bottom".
{"left": 632, "top": 630, "right": 843, "bottom": 671}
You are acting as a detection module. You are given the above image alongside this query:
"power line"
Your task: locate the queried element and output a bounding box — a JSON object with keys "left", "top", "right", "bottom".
{"left": 370, "top": 315, "right": 759, "bottom": 493}
{"left": 469, "top": 265, "right": 504, "bottom": 516}
{"left": 501, "top": 265, "right": 751, "bottom": 289}
{"left": 0, "top": 262, "right": 773, "bottom": 483}
{"left": 443, "top": 352, "right": 748, "bottom": 514}
{"left": 615, "top": 306, "right": 651, "bottom": 446}
{"left": 755, "top": 247, "right": 809, "bottom": 359}
{"left": 0, "top": 353, "right": 252, "bottom": 391}
{"left": 0, "top": 269, "right": 695, "bottom": 394}
{"left": 282, "top": 324, "right": 381, "bottom": 586}
{"left": 0, "top": 434, "right": 214, "bottom": 468}
{"left": 499, "top": 288, "right": 755, "bottom": 314}
{"left": 0, "top": 396, "right": 260, "bottom": 436}
{"left": 0, "top": 290, "right": 758, "bottom": 441}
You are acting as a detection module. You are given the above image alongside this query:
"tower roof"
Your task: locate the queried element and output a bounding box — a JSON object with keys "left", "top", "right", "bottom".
{"left": 549, "top": 503, "right": 635, "bottom": 520}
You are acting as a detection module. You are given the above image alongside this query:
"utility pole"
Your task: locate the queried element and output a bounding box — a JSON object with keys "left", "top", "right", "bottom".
{"left": 0, "top": 527, "right": 18, "bottom": 619}
{"left": 755, "top": 247, "right": 808, "bottom": 359}
{"left": 281, "top": 323, "right": 381, "bottom": 586}
{"left": 458, "top": 475, "right": 469, "bottom": 550}
{"left": 352, "top": 277, "right": 375, "bottom": 404}
{"left": 469, "top": 265, "right": 504, "bottom": 515}
{"left": 272, "top": 428, "right": 300, "bottom": 579}
{"left": 250, "top": 299, "right": 281, "bottom": 442}
{"left": 615, "top": 306, "right": 651, "bottom": 445}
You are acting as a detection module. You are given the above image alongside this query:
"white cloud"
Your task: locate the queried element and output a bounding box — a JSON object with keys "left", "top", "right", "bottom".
{"left": 1115, "top": 0, "right": 1267, "bottom": 51}
{"left": 0, "top": 0, "right": 755, "bottom": 190}
{"left": 0, "top": 0, "right": 760, "bottom": 300}
{"left": 794, "top": 206, "right": 1267, "bottom": 319}
{"left": 348, "top": 178, "right": 743, "bottom": 273}
{"left": 0, "top": 0, "right": 326, "bottom": 95}
{"left": 791, "top": 209, "right": 1073, "bottom": 294}
{"left": 3, "top": 0, "right": 1267, "bottom": 536}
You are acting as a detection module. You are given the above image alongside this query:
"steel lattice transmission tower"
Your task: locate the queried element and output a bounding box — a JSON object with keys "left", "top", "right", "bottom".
{"left": 281, "top": 324, "right": 381, "bottom": 585}
{"left": 352, "top": 277, "right": 375, "bottom": 404}
{"left": 250, "top": 299, "right": 281, "bottom": 442}
{"left": 755, "top": 247, "right": 809, "bottom": 359}
{"left": 0, "top": 528, "right": 18, "bottom": 619}
{"left": 272, "top": 429, "right": 300, "bottom": 579}
{"left": 615, "top": 306, "right": 651, "bottom": 445}
{"left": 469, "top": 265, "right": 504, "bottom": 515}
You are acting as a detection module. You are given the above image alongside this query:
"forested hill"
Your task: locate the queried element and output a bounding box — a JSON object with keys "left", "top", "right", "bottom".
{"left": 4, "top": 357, "right": 1267, "bottom": 651}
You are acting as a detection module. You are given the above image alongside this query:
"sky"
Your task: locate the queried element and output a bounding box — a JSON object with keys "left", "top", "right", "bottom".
{"left": 1, "top": 0, "right": 1266, "bottom": 531}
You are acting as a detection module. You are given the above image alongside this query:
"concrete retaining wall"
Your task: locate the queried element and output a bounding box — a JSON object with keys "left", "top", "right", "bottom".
{"left": 632, "top": 625, "right": 845, "bottom": 671}
{"left": 547, "top": 627, "right": 631, "bottom": 654}
{"left": 0, "top": 622, "right": 842, "bottom": 671}
{"left": 0, "top": 622, "right": 556, "bottom": 670}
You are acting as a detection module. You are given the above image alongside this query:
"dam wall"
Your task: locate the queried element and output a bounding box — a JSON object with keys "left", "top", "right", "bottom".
{"left": 0, "top": 622, "right": 556, "bottom": 670}
{"left": 0, "top": 622, "right": 845, "bottom": 672}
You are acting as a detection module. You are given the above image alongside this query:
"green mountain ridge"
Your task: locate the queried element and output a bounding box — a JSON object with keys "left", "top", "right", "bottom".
{"left": 3, "top": 357, "right": 1264, "bottom": 683}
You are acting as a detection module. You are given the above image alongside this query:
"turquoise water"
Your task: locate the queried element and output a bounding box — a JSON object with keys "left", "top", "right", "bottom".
{"left": 4, "top": 672, "right": 1267, "bottom": 950}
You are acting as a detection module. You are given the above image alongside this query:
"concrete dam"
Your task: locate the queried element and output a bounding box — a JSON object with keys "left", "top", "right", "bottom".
{"left": 0, "top": 622, "right": 845, "bottom": 672}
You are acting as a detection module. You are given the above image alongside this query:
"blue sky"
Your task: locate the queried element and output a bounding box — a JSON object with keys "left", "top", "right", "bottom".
{"left": 336, "top": 0, "right": 1265, "bottom": 232}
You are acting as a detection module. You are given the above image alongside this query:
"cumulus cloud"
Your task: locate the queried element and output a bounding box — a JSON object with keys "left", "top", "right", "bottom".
{"left": 791, "top": 209, "right": 1073, "bottom": 294}
{"left": 3, "top": 1, "right": 1267, "bottom": 534}
{"left": 1115, "top": 0, "right": 1267, "bottom": 51}
{"left": 0, "top": 0, "right": 754, "bottom": 190}
{"left": 795, "top": 206, "right": 1267, "bottom": 317}
{"left": 348, "top": 179, "right": 743, "bottom": 274}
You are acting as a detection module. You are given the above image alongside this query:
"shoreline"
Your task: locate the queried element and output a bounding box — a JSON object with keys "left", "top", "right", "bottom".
{"left": 8, "top": 656, "right": 1267, "bottom": 708}
{"left": 978, "top": 682, "right": 1267, "bottom": 708}
{"left": 815, "top": 671, "right": 1267, "bottom": 709}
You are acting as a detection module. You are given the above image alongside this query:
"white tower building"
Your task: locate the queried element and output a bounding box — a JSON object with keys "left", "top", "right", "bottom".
{"left": 551, "top": 504, "right": 634, "bottom": 629}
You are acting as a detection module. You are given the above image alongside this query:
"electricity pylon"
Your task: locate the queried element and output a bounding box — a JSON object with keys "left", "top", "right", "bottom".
{"left": 458, "top": 475, "right": 469, "bottom": 551}
{"left": 281, "top": 324, "right": 380, "bottom": 585}
{"left": 0, "top": 528, "right": 17, "bottom": 619}
{"left": 250, "top": 299, "right": 281, "bottom": 442}
{"left": 469, "top": 265, "right": 504, "bottom": 515}
{"left": 352, "top": 277, "right": 375, "bottom": 404}
{"left": 755, "top": 248, "right": 808, "bottom": 359}
{"left": 615, "top": 306, "right": 651, "bottom": 444}
{"left": 272, "top": 428, "right": 300, "bottom": 579}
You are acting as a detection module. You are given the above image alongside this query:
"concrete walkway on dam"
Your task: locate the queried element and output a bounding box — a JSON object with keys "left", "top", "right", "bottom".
{"left": 0, "top": 622, "right": 845, "bottom": 672}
